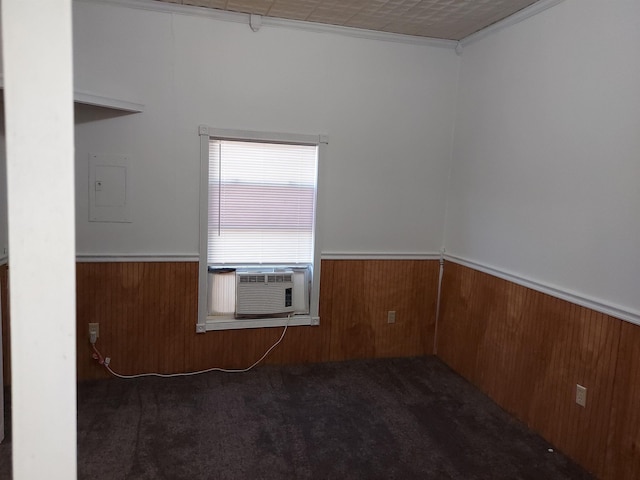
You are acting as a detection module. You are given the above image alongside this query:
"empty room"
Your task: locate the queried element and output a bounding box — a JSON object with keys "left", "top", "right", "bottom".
{"left": 1, "top": 0, "right": 639, "bottom": 478}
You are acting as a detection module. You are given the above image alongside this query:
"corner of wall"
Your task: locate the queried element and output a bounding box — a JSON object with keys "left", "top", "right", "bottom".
{"left": 439, "top": 47, "right": 463, "bottom": 254}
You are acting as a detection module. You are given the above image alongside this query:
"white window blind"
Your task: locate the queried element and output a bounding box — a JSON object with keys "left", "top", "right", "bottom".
{"left": 208, "top": 139, "right": 318, "bottom": 265}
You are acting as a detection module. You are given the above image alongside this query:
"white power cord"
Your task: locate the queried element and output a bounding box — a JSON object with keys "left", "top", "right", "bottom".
{"left": 92, "top": 315, "right": 291, "bottom": 379}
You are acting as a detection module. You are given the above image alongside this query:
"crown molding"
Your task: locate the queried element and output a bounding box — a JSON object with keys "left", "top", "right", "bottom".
{"left": 75, "top": 0, "right": 566, "bottom": 51}
{"left": 459, "top": 0, "right": 566, "bottom": 48}
{"left": 75, "top": 0, "right": 567, "bottom": 52}
{"left": 260, "top": 16, "right": 456, "bottom": 49}
{"left": 445, "top": 253, "right": 640, "bottom": 328}
{"left": 75, "top": 0, "right": 457, "bottom": 49}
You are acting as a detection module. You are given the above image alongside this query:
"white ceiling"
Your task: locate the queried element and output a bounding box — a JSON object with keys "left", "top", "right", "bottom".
{"left": 157, "top": 0, "right": 541, "bottom": 40}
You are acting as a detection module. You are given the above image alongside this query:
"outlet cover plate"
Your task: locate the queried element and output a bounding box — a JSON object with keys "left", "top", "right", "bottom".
{"left": 576, "top": 384, "right": 587, "bottom": 407}
{"left": 88, "top": 322, "right": 99, "bottom": 340}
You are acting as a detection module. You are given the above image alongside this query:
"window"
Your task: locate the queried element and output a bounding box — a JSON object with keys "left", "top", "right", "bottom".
{"left": 197, "top": 127, "right": 326, "bottom": 331}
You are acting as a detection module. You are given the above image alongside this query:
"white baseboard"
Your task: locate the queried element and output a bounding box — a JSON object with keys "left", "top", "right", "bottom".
{"left": 445, "top": 254, "right": 640, "bottom": 327}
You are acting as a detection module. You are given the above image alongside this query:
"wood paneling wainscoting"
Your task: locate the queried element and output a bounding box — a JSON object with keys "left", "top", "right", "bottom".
{"left": 324, "top": 260, "right": 438, "bottom": 361}
{"left": 76, "top": 262, "right": 198, "bottom": 380}
{"left": 1, "top": 265, "right": 8, "bottom": 386}
{"left": 437, "top": 261, "right": 640, "bottom": 480}
{"left": 1, "top": 260, "right": 437, "bottom": 384}
{"left": 605, "top": 321, "right": 640, "bottom": 480}
{"left": 4, "top": 258, "right": 640, "bottom": 477}
{"left": 73, "top": 259, "right": 437, "bottom": 380}
{"left": 2, "top": 259, "right": 438, "bottom": 384}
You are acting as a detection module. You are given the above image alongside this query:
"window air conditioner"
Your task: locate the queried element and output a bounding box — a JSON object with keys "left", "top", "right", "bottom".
{"left": 236, "top": 271, "right": 295, "bottom": 317}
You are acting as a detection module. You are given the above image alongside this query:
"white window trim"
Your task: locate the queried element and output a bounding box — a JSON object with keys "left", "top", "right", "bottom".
{"left": 196, "top": 125, "right": 327, "bottom": 332}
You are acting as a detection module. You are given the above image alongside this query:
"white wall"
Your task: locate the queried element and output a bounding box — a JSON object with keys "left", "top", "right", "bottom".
{"left": 73, "top": 1, "right": 459, "bottom": 257}
{"left": 445, "top": 0, "right": 640, "bottom": 316}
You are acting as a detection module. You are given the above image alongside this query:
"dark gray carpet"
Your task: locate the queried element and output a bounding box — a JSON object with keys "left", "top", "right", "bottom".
{"left": 1, "top": 356, "right": 592, "bottom": 480}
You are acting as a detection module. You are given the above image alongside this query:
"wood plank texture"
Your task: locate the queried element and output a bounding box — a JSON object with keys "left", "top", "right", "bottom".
{"left": 76, "top": 262, "right": 196, "bottom": 379}
{"left": 6, "top": 257, "right": 639, "bottom": 478}
{"left": 1, "top": 264, "right": 9, "bottom": 386}
{"left": 605, "top": 320, "right": 640, "bottom": 480}
{"left": 436, "top": 261, "right": 632, "bottom": 479}
{"left": 2, "top": 260, "right": 437, "bottom": 381}
{"left": 328, "top": 260, "right": 438, "bottom": 361}
{"left": 73, "top": 259, "right": 439, "bottom": 380}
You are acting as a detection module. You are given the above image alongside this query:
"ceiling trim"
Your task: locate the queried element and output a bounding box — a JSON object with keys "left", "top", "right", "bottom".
{"left": 258, "top": 15, "right": 456, "bottom": 48}
{"left": 460, "top": 0, "right": 566, "bottom": 48}
{"left": 77, "top": 0, "right": 567, "bottom": 52}
{"left": 76, "top": 0, "right": 457, "bottom": 49}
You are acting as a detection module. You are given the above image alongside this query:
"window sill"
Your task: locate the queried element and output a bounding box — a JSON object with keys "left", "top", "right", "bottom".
{"left": 198, "top": 315, "right": 320, "bottom": 332}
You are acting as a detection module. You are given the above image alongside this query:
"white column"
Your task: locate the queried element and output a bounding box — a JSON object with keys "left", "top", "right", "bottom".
{"left": 1, "top": 1, "right": 77, "bottom": 478}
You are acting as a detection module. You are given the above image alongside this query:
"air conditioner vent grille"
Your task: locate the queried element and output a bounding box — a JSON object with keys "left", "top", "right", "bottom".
{"left": 239, "top": 275, "right": 262, "bottom": 283}
{"left": 268, "top": 274, "right": 292, "bottom": 283}
{"left": 236, "top": 271, "right": 296, "bottom": 316}
{"left": 238, "top": 274, "right": 293, "bottom": 283}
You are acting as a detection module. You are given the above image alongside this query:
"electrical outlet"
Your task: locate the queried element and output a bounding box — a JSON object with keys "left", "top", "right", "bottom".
{"left": 387, "top": 311, "right": 396, "bottom": 324}
{"left": 576, "top": 384, "right": 587, "bottom": 407}
{"left": 88, "top": 323, "right": 99, "bottom": 343}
